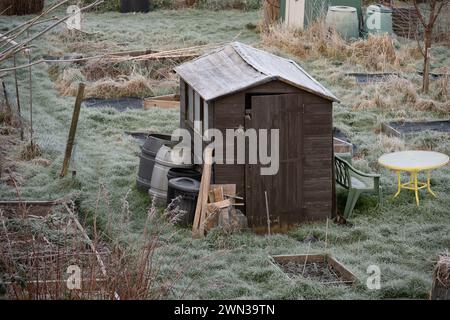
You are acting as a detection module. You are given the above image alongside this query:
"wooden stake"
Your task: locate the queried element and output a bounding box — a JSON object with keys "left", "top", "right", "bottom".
{"left": 302, "top": 241, "right": 311, "bottom": 277}
{"left": 27, "top": 48, "right": 33, "bottom": 146}
{"left": 60, "top": 83, "right": 84, "bottom": 177}
{"left": 265, "top": 191, "right": 271, "bottom": 236}
{"left": 1, "top": 81, "right": 12, "bottom": 116}
{"left": 13, "top": 54, "right": 23, "bottom": 140}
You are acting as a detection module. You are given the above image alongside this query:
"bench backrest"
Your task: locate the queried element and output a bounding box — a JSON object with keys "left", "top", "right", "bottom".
{"left": 334, "top": 155, "right": 350, "bottom": 189}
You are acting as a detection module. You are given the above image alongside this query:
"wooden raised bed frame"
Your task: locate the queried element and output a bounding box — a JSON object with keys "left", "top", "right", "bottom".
{"left": 270, "top": 253, "right": 357, "bottom": 285}
{"left": 144, "top": 94, "right": 180, "bottom": 109}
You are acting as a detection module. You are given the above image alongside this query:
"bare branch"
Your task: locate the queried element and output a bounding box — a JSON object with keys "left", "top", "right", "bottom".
{"left": 0, "top": 0, "right": 69, "bottom": 45}
{"left": 413, "top": 0, "right": 428, "bottom": 27}
{"left": 0, "top": 0, "right": 104, "bottom": 63}
{"left": 0, "top": 5, "right": 11, "bottom": 16}
{"left": 430, "top": 1, "right": 448, "bottom": 26}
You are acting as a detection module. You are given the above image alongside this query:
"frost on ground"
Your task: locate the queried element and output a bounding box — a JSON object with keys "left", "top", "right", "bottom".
{"left": 0, "top": 7, "right": 449, "bottom": 299}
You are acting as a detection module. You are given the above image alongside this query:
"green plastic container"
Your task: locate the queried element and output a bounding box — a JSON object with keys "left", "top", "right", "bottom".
{"left": 326, "top": 6, "right": 359, "bottom": 40}
{"left": 365, "top": 4, "right": 393, "bottom": 35}
{"left": 329, "top": 0, "right": 362, "bottom": 27}
{"left": 280, "top": 0, "right": 362, "bottom": 31}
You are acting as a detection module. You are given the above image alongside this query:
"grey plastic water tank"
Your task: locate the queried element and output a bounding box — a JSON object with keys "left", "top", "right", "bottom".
{"left": 149, "top": 145, "right": 193, "bottom": 204}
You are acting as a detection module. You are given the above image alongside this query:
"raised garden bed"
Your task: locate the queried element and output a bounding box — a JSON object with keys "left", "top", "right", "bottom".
{"left": 417, "top": 71, "right": 447, "bottom": 81}
{"left": 381, "top": 120, "right": 450, "bottom": 137}
{"left": 0, "top": 199, "right": 67, "bottom": 217}
{"left": 0, "top": 207, "right": 111, "bottom": 299}
{"left": 346, "top": 72, "right": 400, "bottom": 83}
{"left": 271, "top": 254, "right": 356, "bottom": 285}
{"left": 144, "top": 94, "right": 180, "bottom": 109}
{"left": 333, "top": 127, "right": 355, "bottom": 158}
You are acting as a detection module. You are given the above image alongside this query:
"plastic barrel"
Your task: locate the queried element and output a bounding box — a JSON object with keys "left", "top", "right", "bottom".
{"left": 149, "top": 145, "right": 193, "bottom": 204}
{"left": 120, "top": 0, "right": 150, "bottom": 13}
{"left": 167, "top": 177, "right": 201, "bottom": 226}
{"left": 326, "top": 6, "right": 359, "bottom": 40}
{"left": 167, "top": 168, "right": 202, "bottom": 182}
{"left": 365, "top": 4, "right": 393, "bottom": 35}
{"left": 136, "top": 133, "right": 174, "bottom": 190}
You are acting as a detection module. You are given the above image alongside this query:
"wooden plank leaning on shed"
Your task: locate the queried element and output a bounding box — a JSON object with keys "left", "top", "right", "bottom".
{"left": 192, "top": 147, "right": 213, "bottom": 237}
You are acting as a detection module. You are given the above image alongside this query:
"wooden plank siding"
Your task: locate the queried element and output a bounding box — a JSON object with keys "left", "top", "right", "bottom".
{"left": 212, "top": 92, "right": 246, "bottom": 197}
{"left": 301, "top": 94, "right": 333, "bottom": 221}
{"left": 178, "top": 79, "right": 333, "bottom": 232}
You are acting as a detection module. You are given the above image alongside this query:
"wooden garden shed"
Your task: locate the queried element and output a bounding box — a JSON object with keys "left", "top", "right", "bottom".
{"left": 175, "top": 42, "right": 339, "bottom": 233}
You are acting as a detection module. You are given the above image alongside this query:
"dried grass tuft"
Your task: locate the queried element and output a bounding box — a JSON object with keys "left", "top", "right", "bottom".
{"left": 377, "top": 135, "right": 405, "bottom": 153}
{"left": 432, "top": 75, "right": 449, "bottom": 102}
{"left": 435, "top": 252, "right": 450, "bottom": 286}
{"left": 55, "top": 68, "right": 86, "bottom": 96}
{"left": 83, "top": 74, "right": 154, "bottom": 99}
{"left": 262, "top": 20, "right": 347, "bottom": 60}
{"left": 20, "top": 142, "right": 42, "bottom": 161}
{"left": 350, "top": 35, "right": 397, "bottom": 71}
{"left": 352, "top": 77, "right": 449, "bottom": 114}
{"left": 262, "top": 21, "right": 415, "bottom": 71}
{"left": 55, "top": 68, "right": 154, "bottom": 99}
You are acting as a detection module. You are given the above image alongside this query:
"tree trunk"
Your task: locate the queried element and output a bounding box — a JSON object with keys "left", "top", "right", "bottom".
{"left": 262, "top": 0, "right": 280, "bottom": 32}
{"left": 422, "top": 27, "right": 432, "bottom": 93}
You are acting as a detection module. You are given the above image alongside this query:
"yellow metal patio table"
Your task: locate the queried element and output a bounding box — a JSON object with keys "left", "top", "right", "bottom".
{"left": 378, "top": 150, "right": 449, "bottom": 206}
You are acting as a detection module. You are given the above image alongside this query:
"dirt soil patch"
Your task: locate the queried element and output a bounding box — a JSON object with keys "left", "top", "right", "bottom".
{"left": 0, "top": 201, "right": 57, "bottom": 218}
{"left": 276, "top": 260, "right": 350, "bottom": 284}
{"left": 346, "top": 73, "right": 401, "bottom": 84}
{"left": 83, "top": 97, "right": 143, "bottom": 112}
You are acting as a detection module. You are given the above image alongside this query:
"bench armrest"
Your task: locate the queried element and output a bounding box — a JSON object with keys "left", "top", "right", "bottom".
{"left": 347, "top": 165, "right": 381, "bottom": 179}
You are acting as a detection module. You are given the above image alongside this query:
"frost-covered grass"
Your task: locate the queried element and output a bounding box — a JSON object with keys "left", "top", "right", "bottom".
{"left": 0, "top": 8, "right": 449, "bottom": 299}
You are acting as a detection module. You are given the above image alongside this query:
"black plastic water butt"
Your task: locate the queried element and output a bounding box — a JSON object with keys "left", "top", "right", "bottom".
{"left": 167, "top": 168, "right": 202, "bottom": 182}
{"left": 167, "top": 177, "right": 200, "bottom": 226}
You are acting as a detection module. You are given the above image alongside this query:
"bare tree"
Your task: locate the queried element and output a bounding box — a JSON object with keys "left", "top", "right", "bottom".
{"left": 413, "top": 0, "right": 449, "bottom": 93}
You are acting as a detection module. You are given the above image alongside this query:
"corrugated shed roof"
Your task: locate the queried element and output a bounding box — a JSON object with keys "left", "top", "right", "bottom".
{"left": 174, "top": 42, "right": 339, "bottom": 102}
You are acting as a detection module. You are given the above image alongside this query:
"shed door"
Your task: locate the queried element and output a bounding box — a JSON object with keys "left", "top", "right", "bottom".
{"left": 245, "top": 94, "right": 304, "bottom": 233}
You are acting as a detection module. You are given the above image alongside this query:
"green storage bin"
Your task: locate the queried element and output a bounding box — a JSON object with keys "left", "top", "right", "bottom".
{"left": 365, "top": 4, "right": 393, "bottom": 35}
{"left": 329, "top": 0, "right": 362, "bottom": 28}
{"left": 326, "top": 6, "right": 359, "bottom": 40}
{"left": 280, "top": 0, "right": 362, "bottom": 32}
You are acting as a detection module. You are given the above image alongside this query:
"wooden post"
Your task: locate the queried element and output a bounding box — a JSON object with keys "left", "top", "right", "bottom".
{"left": 27, "top": 49, "right": 33, "bottom": 146}
{"left": 265, "top": 191, "right": 271, "bottom": 235}
{"left": 60, "top": 83, "right": 84, "bottom": 178}
{"left": 13, "top": 54, "right": 24, "bottom": 140}
{"left": 1, "top": 81, "right": 12, "bottom": 117}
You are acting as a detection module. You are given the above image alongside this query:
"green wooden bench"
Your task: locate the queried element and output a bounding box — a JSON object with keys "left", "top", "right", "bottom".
{"left": 334, "top": 155, "right": 382, "bottom": 218}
